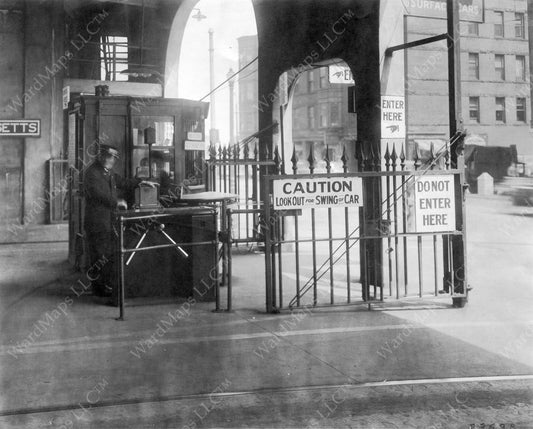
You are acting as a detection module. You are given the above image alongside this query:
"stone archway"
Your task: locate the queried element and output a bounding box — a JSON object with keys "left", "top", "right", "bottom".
{"left": 164, "top": 0, "right": 201, "bottom": 95}
{"left": 273, "top": 59, "right": 359, "bottom": 176}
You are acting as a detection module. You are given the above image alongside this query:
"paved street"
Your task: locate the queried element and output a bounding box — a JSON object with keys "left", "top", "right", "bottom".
{"left": 0, "top": 193, "right": 532, "bottom": 428}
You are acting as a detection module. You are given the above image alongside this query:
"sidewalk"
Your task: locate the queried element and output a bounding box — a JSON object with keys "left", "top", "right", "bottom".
{"left": 0, "top": 193, "right": 531, "bottom": 428}
{"left": 0, "top": 223, "right": 68, "bottom": 244}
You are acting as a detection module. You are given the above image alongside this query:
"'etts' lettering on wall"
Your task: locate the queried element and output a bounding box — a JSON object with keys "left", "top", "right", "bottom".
{"left": 0, "top": 120, "right": 41, "bottom": 137}
{"left": 413, "top": 175, "right": 456, "bottom": 232}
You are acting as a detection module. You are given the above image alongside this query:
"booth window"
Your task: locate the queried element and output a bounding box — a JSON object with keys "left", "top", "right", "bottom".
{"left": 100, "top": 36, "right": 128, "bottom": 81}
{"left": 131, "top": 116, "right": 175, "bottom": 181}
{"left": 495, "top": 97, "right": 506, "bottom": 123}
{"left": 469, "top": 97, "right": 480, "bottom": 123}
{"left": 516, "top": 98, "right": 527, "bottom": 122}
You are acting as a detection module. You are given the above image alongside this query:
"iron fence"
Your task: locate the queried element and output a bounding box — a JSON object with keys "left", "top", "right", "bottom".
{"left": 263, "top": 138, "right": 467, "bottom": 312}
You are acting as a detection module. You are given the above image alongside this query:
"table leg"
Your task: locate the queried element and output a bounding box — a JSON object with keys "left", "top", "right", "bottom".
{"left": 117, "top": 216, "right": 125, "bottom": 321}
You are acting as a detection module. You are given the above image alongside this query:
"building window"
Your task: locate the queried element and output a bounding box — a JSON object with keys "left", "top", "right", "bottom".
{"left": 468, "top": 53, "right": 479, "bottom": 80}
{"left": 467, "top": 22, "right": 479, "bottom": 36}
{"left": 293, "top": 79, "right": 300, "bottom": 94}
{"left": 240, "top": 112, "right": 255, "bottom": 133}
{"left": 495, "top": 54, "right": 505, "bottom": 80}
{"left": 307, "top": 106, "right": 315, "bottom": 129}
{"left": 246, "top": 82, "right": 255, "bottom": 101}
{"left": 293, "top": 107, "right": 307, "bottom": 130}
{"left": 330, "top": 103, "right": 340, "bottom": 127}
{"left": 307, "top": 71, "right": 315, "bottom": 92}
{"left": 516, "top": 56, "right": 526, "bottom": 81}
{"left": 515, "top": 12, "right": 525, "bottom": 39}
{"left": 495, "top": 97, "right": 506, "bottom": 123}
{"left": 494, "top": 11, "right": 504, "bottom": 38}
{"left": 469, "top": 97, "right": 480, "bottom": 123}
{"left": 319, "top": 67, "right": 327, "bottom": 88}
{"left": 319, "top": 104, "right": 328, "bottom": 128}
{"left": 240, "top": 83, "right": 250, "bottom": 101}
{"left": 516, "top": 98, "right": 527, "bottom": 122}
{"left": 100, "top": 36, "right": 128, "bottom": 81}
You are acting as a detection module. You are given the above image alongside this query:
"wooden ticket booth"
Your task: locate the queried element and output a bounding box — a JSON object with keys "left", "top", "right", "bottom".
{"left": 66, "top": 95, "right": 218, "bottom": 303}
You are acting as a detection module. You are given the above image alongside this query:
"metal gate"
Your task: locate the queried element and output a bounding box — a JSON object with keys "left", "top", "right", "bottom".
{"left": 263, "top": 137, "right": 468, "bottom": 313}
{"left": 205, "top": 138, "right": 279, "bottom": 245}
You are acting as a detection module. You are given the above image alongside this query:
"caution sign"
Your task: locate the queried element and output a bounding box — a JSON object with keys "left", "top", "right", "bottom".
{"left": 413, "top": 175, "right": 456, "bottom": 232}
{"left": 381, "top": 96, "right": 405, "bottom": 139}
{"left": 272, "top": 177, "right": 363, "bottom": 210}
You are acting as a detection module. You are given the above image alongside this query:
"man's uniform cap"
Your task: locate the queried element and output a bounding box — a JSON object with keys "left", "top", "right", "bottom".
{"left": 99, "top": 144, "right": 119, "bottom": 159}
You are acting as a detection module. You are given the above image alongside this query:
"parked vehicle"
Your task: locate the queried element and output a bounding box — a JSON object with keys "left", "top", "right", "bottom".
{"left": 464, "top": 144, "right": 516, "bottom": 193}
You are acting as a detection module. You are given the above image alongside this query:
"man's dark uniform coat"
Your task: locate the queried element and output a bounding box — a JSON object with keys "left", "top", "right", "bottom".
{"left": 83, "top": 160, "right": 126, "bottom": 295}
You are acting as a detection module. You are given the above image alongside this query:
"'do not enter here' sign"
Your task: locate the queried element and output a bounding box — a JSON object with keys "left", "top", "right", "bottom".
{"left": 272, "top": 177, "right": 363, "bottom": 210}
{"left": 413, "top": 175, "right": 456, "bottom": 233}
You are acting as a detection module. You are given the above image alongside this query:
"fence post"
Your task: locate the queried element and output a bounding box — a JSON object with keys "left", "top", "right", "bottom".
{"left": 263, "top": 176, "right": 274, "bottom": 313}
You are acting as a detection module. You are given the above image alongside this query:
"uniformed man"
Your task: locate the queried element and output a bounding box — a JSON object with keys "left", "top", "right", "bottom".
{"left": 83, "top": 144, "right": 151, "bottom": 297}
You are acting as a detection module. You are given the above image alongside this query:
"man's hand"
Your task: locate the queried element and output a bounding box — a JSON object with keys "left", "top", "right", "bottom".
{"left": 139, "top": 180, "right": 159, "bottom": 188}
{"left": 117, "top": 199, "right": 128, "bottom": 210}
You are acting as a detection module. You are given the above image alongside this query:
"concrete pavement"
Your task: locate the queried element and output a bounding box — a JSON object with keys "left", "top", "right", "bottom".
{"left": 0, "top": 193, "right": 532, "bottom": 428}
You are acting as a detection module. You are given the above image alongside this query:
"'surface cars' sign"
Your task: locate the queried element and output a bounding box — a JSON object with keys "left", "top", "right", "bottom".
{"left": 405, "top": 0, "right": 484, "bottom": 23}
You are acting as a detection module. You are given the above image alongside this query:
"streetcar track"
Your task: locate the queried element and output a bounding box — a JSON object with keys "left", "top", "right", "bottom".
{"left": 1, "top": 319, "right": 532, "bottom": 357}
{"left": 1, "top": 374, "right": 532, "bottom": 418}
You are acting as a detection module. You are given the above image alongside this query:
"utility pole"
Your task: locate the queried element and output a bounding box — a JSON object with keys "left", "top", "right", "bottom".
{"left": 208, "top": 28, "right": 218, "bottom": 143}
{"left": 447, "top": 0, "right": 462, "bottom": 143}
{"left": 446, "top": 0, "right": 467, "bottom": 306}
{"left": 526, "top": 0, "right": 533, "bottom": 130}
{"left": 227, "top": 68, "right": 235, "bottom": 145}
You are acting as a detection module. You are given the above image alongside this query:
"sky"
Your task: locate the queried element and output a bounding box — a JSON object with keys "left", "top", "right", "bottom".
{"left": 165, "top": 0, "right": 258, "bottom": 145}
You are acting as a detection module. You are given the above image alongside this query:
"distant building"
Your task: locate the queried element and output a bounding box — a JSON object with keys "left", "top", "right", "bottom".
{"left": 237, "top": 35, "right": 357, "bottom": 172}
{"left": 238, "top": 0, "right": 532, "bottom": 173}
{"left": 237, "top": 35, "right": 259, "bottom": 142}
{"left": 290, "top": 67, "right": 357, "bottom": 172}
{"left": 404, "top": 0, "right": 531, "bottom": 163}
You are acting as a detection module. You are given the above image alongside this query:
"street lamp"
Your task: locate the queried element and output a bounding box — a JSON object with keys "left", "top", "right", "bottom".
{"left": 191, "top": 8, "right": 206, "bottom": 21}
{"left": 189, "top": 7, "right": 218, "bottom": 144}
